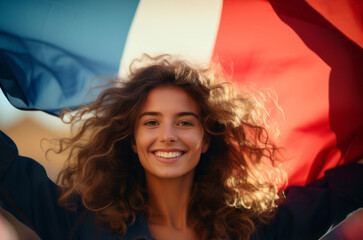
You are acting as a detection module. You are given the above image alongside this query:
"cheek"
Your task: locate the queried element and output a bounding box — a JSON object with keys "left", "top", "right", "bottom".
{"left": 187, "top": 131, "right": 206, "bottom": 152}
{"left": 133, "top": 129, "right": 155, "bottom": 153}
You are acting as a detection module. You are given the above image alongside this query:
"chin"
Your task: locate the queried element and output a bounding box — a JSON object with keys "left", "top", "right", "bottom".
{"left": 150, "top": 169, "right": 194, "bottom": 180}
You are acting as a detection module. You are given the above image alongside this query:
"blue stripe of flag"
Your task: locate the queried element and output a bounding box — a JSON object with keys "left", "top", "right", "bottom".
{"left": 0, "top": 0, "right": 139, "bottom": 115}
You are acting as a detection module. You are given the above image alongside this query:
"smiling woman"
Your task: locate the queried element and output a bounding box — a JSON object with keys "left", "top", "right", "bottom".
{"left": 54, "top": 54, "right": 282, "bottom": 239}
{"left": 0, "top": 54, "right": 362, "bottom": 240}
{"left": 132, "top": 86, "right": 210, "bottom": 239}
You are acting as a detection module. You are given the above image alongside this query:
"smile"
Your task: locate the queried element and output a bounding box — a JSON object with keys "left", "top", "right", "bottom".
{"left": 154, "top": 151, "right": 183, "bottom": 158}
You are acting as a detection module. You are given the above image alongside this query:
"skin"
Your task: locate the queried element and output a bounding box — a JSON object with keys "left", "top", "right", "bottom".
{"left": 132, "top": 86, "right": 209, "bottom": 240}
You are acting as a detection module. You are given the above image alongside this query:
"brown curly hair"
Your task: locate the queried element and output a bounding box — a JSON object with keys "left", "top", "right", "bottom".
{"left": 55, "top": 54, "right": 285, "bottom": 239}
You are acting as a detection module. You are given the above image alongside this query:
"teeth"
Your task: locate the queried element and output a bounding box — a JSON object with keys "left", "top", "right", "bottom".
{"left": 154, "top": 151, "right": 182, "bottom": 158}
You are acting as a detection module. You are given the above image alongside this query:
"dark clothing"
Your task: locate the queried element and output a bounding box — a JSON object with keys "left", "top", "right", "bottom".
{"left": 1, "top": 130, "right": 362, "bottom": 240}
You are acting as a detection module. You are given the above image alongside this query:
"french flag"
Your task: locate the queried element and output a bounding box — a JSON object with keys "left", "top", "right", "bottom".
{"left": 0, "top": 0, "right": 362, "bottom": 186}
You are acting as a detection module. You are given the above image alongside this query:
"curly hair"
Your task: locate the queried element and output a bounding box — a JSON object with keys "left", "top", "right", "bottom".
{"left": 55, "top": 54, "right": 285, "bottom": 239}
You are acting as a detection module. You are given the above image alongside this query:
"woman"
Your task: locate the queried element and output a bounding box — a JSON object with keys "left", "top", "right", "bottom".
{"left": 0, "top": 55, "right": 362, "bottom": 240}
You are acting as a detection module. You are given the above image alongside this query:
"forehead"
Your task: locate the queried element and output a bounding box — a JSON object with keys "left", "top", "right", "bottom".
{"left": 141, "top": 86, "right": 200, "bottom": 114}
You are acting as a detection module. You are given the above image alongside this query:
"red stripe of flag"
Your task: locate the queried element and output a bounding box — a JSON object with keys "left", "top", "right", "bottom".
{"left": 213, "top": 0, "right": 363, "bottom": 186}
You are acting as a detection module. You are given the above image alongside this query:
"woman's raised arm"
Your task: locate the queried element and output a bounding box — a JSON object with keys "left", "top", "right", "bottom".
{"left": 0, "top": 130, "right": 81, "bottom": 240}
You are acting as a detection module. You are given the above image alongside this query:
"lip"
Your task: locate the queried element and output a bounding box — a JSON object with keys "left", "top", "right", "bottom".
{"left": 151, "top": 149, "right": 186, "bottom": 163}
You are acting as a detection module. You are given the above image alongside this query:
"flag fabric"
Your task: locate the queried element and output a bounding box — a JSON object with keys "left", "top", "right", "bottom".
{"left": 0, "top": 0, "right": 139, "bottom": 113}
{"left": 0, "top": 0, "right": 362, "bottom": 186}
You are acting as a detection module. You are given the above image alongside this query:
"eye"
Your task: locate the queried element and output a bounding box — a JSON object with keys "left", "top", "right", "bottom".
{"left": 144, "top": 120, "right": 159, "bottom": 126}
{"left": 177, "top": 121, "right": 194, "bottom": 127}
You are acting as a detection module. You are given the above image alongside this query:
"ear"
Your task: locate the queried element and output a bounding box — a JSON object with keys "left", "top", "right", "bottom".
{"left": 201, "top": 135, "right": 210, "bottom": 153}
{"left": 131, "top": 139, "right": 138, "bottom": 153}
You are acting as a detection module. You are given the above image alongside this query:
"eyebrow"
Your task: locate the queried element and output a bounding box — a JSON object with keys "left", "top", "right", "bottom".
{"left": 139, "top": 111, "right": 199, "bottom": 119}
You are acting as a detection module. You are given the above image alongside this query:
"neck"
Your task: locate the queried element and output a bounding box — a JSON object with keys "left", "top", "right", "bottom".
{"left": 145, "top": 171, "right": 195, "bottom": 230}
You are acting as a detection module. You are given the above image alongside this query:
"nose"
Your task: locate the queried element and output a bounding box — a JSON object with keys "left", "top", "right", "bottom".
{"left": 159, "top": 123, "right": 177, "bottom": 143}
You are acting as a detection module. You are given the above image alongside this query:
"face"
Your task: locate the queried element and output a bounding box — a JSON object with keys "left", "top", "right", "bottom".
{"left": 132, "top": 86, "right": 209, "bottom": 180}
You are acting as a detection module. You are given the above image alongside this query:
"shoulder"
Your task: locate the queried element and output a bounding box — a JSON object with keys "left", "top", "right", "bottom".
{"left": 253, "top": 162, "right": 363, "bottom": 240}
